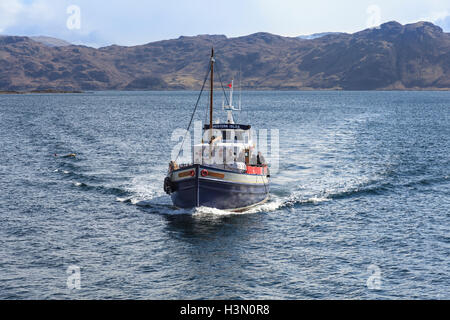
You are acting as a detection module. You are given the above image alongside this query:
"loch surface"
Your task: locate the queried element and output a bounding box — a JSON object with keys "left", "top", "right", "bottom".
{"left": 0, "top": 91, "right": 448, "bottom": 299}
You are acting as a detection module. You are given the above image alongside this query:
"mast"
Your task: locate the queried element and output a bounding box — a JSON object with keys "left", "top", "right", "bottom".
{"left": 209, "top": 48, "right": 214, "bottom": 143}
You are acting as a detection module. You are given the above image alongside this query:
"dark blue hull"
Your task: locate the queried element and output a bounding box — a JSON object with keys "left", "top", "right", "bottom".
{"left": 170, "top": 165, "right": 269, "bottom": 211}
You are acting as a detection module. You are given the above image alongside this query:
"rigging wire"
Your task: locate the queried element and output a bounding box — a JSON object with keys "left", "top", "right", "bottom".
{"left": 174, "top": 53, "right": 234, "bottom": 163}
{"left": 215, "top": 59, "right": 230, "bottom": 107}
{"left": 174, "top": 61, "right": 211, "bottom": 163}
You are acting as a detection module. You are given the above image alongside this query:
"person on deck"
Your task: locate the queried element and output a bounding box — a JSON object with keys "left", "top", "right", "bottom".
{"left": 257, "top": 152, "right": 266, "bottom": 166}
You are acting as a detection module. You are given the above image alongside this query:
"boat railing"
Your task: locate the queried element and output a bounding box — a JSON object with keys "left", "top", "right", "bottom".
{"left": 174, "top": 162, "right": 268, "bottom": 175}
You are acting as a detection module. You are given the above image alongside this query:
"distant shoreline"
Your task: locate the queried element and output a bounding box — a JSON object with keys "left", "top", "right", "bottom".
{"left": 0, "top": 90, "right": 84, "bottom": 94}
{"left": 1, "top": 88, "right": 449, "bottom": 94}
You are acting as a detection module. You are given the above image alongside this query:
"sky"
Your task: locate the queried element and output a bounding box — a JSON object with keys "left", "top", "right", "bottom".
{"left": 0, "top": 0, "right": 449, "bottom": 47}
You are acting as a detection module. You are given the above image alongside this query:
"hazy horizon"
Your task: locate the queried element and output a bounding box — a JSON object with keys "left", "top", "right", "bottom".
{"left": 1, "top": 0, "right": 449, "bottom": 48}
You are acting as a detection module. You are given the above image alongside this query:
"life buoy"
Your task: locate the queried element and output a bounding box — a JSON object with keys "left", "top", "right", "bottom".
{"left": 190, "top": 170, "right": 195, "bottom": 177}
{"left": 201, "top": 169, "right": 209, "bottom": 177}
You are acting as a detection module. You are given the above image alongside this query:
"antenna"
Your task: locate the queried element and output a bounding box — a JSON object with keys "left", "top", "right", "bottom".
{"left": 230, "top": 79, "right": 234, "bottom": 108}
{"left": 238, "top": 65, "right": 242, "bottom": 111}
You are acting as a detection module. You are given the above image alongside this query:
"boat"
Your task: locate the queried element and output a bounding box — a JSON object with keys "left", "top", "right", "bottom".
{"left": 163, "top": 48, "right": 270, "bottom": 212}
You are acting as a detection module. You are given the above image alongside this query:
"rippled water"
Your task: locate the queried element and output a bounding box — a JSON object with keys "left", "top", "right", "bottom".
{"left": 0, "top": 91, "right": 449, "bottom": 299}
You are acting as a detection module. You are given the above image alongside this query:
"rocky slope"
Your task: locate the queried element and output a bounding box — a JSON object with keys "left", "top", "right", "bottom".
{"left": 0, "top": 21, "right": 449, "bottom": 91}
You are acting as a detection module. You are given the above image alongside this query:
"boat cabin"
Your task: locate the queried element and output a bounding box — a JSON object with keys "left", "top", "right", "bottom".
{"left": 193, "top": 123, "right": 267, "bottom": 175}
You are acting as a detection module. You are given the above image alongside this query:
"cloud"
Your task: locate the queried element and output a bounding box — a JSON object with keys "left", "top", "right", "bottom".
{"left": 416, "top": 10, "right": 450, "bottom": 31}
{"left": 0, "top": 0, "right": 23, "bottom": 32}
{"left": 433, "top": 12, "right": 450, "bottom": 31}
{"left": 418, "top": 10, "right": 448, "bottom": 22}
{"left": 1, "top": 0, "right": 450, "bottom": 46}
{"left": 0, "top": 0, "right": 62, "bottom": 33}
{"left": 437, "top": 16, "right": 450, "bottom": 31}
{"left": 0, "top": 0, "right": 107, "bottom": 46}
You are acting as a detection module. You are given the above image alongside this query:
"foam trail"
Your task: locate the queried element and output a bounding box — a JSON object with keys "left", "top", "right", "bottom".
{"left": 119, "top": 173, "right": 342, "bottom": 215}
{"left": 116, "top": 197, "right": 131, "bottom": 203}
{"left": 193, "top": 206, "right": 246, "bottom": 217}
{"left": 245, "top": 197, "right": 285, "bottom": 213}
{"left": 119, "top": 174, "right": 166, "bottom": 205}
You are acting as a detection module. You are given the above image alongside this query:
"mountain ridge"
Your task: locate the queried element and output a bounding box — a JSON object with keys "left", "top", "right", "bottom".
{"left": 1, "top": 21, "right": 449, "bottom": 91}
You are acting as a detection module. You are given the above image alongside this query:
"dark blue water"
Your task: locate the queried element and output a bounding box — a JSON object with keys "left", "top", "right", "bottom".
{"left": 0, "top": 91, "right": 448, "bottom": 299}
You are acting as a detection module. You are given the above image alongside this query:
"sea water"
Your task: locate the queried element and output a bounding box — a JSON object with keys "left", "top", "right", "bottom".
{"left": 0, "top": 91, "right": 448, "bottom": 299}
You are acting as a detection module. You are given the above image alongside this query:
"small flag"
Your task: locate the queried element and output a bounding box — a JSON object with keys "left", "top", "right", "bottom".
{"left": 228, "top": 83, "right": 233, "bottom": 88}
